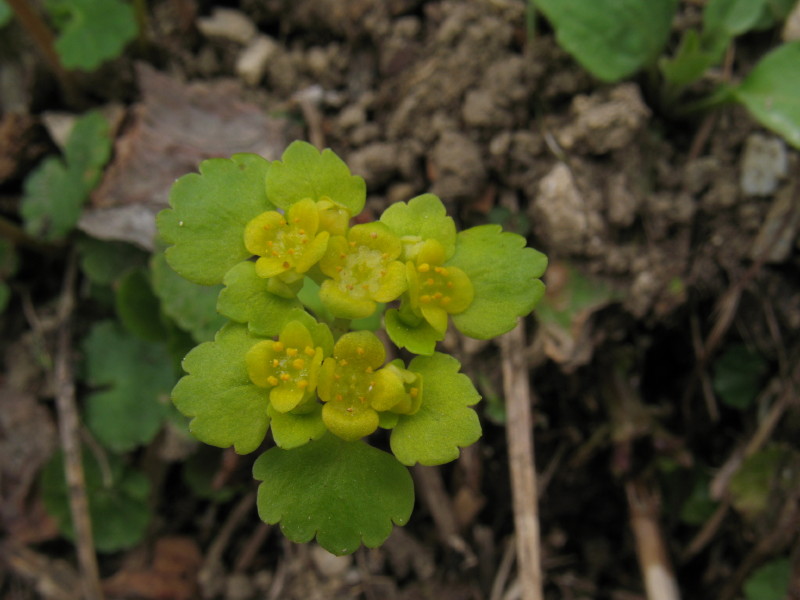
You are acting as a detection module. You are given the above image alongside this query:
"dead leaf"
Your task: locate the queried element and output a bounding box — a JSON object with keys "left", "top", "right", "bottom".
{"left": 80, "top": 63, "right": 295, "bottom": 249}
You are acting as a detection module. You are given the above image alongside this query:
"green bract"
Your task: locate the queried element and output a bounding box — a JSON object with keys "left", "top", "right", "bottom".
{"left": 156, "top": 140, "right": 547, "bottom": 555}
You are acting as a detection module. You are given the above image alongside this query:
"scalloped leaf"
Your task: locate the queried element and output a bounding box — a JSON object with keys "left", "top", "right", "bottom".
{"left": 157, "top": 153, "right": 273, "bottom": 286}
{"left": 217, "top": 260, "right": 304, "bottom": 337}
{"left": 150, "top": 251, "right": 226, "bottom": 343}
{"left": 384, "top": 308, "right": 444, "bottom": 356}
{"left": 114, "top": 267, "right": 167, "bottom": 342}
{"left": 172, "top": 323, "right": 270, "bottom": 454}
{"left": 266, "top": 141, "right": 366, "bottom": 216}
{"left": 253, "top": 433, "right": 414, "bottom": 555}
{"left": 449, "top": 225, "right": 547, "bottom": 339}
{"left": 380, "top": 194, "right": 457, "bottom": 259}
{"left": 83, "top": 321, "right": 176, "bottom": 453}
{"left": 390, "top": 353, "right": 481, "bottom": 466}
{"left": 41, "top": 448, "right": 151, "bottom": 553}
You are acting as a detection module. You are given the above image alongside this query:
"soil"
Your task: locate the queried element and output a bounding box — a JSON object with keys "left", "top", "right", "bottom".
{"left": 1, "top": 1, "right": 799, "bottom": 599}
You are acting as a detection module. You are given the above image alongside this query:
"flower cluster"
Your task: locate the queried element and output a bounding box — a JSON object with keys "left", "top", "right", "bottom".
{"left": 157, "top": 141, "right": 547, "bottom": 555}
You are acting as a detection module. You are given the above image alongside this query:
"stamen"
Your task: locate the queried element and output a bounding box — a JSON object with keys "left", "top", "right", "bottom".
{"left": 267, "top": 376, "right": 279, "bottom": 386}
{"left": 279, "top": 373, "right": 291, "bottom": 381}
{"left": 304, "top": 346, "right": 316, "bottom": 356}
{"left": 297, "top": 380, "right": 309, "bottom": 389}
{"left": 286, "top": 348, "right": 298, "bottom": 357}
{"left": 292, "top": 358, "right": 305, "bottom": 369}
{"left": 273, "top": 342, "right": 285, "bottom": 351}
{"left": 418, "top": 263, "right": 430, "bottom": 273}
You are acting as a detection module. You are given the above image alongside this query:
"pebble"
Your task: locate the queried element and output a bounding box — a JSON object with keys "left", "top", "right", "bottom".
{"left": 739, "top": 133, "right": 787, "bottom": 196}
{"left": 197, "top": 8, "right": 257, "bottom": 45}
{"left": 310, "top": 544, "right": 352, "bottom": 577}
{"left": 236, "top": 35, "right": 280, "bottom": 86}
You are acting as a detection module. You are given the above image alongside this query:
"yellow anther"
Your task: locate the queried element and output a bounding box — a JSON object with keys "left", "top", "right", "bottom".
{"left": 336, "top": 265, "right": 343, "bottom": 272}
{"left": 287, "top": 248, "right": 295, "bottom": 255}
{"left": 273, "top": 342, "right": 284, "bottom": 351}
{"left": 370, "top": 232, "right": 378, "bottom": 239}
{"left": 433, "top": 292, "right": 443, "bottom": 300}
{"left": 286, "top": 347, "right": 298, "bottom": 357}
{"left": 434, "top": 266, "right": 446, "bottom": 275}
{"left": 304, "top": 346, "right": 316, "bottom": 356}
{"left": 280, "top": 373, "right": 291, "bottom": 381}
{"left": 426, "top": 278, "right": 435, "bottom": 286}
{"left": 365, "top": 366, "right": 373, "bottom": 373}
{"left": 293, "top": 217, "right": 301, "bottom": 223}
{"left": 272, "top": 250, "right": 280, "bottom": 257}
{"left": 272, "top": 359, "right": 280, "bottom": 367}
{"left": 418, "top": 263, "right": 430, "bottom": 273}
{"left": 292, "top": 358, "right": 305, "bottom": 369}
{"left": 410, "top": 387, "right": 419, "bottom": 398}
{"left": 334, "top": 374, "right": 341, "bottom": 380}
{"left": 380, "top": 270, "right": 386, "bottom": 276}
{"left": 282, "top": 261, "right": 290, "bottom": 269}
{"left": 297, "top": 380, "right": 309, "bottom": 389}
{"left": 340, "top": 253, "right": 347, "bottom": 259}
{"left": 420, "top": 294, "right": 431, "bottom": 303}
{"left": 339, "top": 359, "right": 348, "bottom": 366}
{"left": 301, "top": 238, "right": 308, "bottom": 244}
{"left": 441, "top": 296, "right": 452, "bottom": 306}
{"left": 349, "top": 241, "right": 357, "bottom": 248}
{"left": 267, "top": 376, "right": 279, "bottom": 386}
{"left": 298, "top": 229, "right": 305, "bottom": 235}
{"left": 346, "top": 406, "right": 354, "bottom": 413}
{"left": 336, "top": 394, "right": 344, "bottom": 402}
{"left": 267, "top": 240, "right": 274, "bottom": 246}
{"left": 263, "top": 225, "right": 271, "bottom": 231}
{"left": 381, "top": 253, "right": 389, "bottom": 259}
{"left": 362, "top": 284, "right": 370, "bottom": 291}
{"left": 358, "top": 396, "right": 366, "bottom": 403}
{"left": 447, "top": 281, "right": 453, "bottom": 288}
{"left": 356, "top": 346, "right": 365, "bottom": 355}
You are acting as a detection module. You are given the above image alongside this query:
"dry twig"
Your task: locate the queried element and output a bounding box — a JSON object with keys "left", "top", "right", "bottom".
{"left": 500, "top": 321, "right": 543, "bottom": 600}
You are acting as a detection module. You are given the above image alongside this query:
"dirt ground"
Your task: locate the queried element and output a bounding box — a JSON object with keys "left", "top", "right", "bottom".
{"left": 1, "top": 1, "right": 799, "bottom": 599}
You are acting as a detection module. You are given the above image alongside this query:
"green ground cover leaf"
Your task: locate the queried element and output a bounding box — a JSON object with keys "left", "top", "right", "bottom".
{"left": 157, "top": 153, "right": 273, "bottom": 285}
{"left": 266, "top": 141, "right": 366, "bottom": 216}
{"left": 384, "top": 308, "right": 444, "bottom": 356}
{"left": 534, "top": 0, "right": 678, "bottom": 82}
{"left": 449, "top": 225, "right": 547, "bottom": 339}
{"left": 267, "top": 404, "right": 327, "bottom": 449}
{"left": 390, "top": 353, "right": 481, "bottom": 466}
{"left": 743, "top": 558, "right": 791, "bottom": 600}
{"left": 172, "top": 323, "right": 270, "bottom": 454}
{"left": 729, "top": 445, "right": 788, "bottom": 519}
{"left": 150, "top": 251, "right": 226, "bottom": 343}
{"left": 380, "top": 194, "right": 457, "bottom": 259}
{"left": 704, "top": 0, "right": 766, "bottom": 38}
{"left": 83, "top": 321, "right": 176, "bottom": 452}
{"left": 47, "top": 0, "right": 138, "bottom": 70}
{"left": 712, "top": 343, "right": 767, "bottom": 409}
{"left": 0, "top": 1, "right": 12, "bottom": 27}
{"left": 41, "top": 449, "right": 151, "bottom": 553}
{"left": 217, "top": 261, "right": 304, "bottom": 337}
{"left": 733, "top": 41, "right": 800, "bottom": 149}
{"left": 21, "top": 111, "right": 111, "bottom": 241}
{"left": 115, "top": 268, "right": 167, "bottom": 342}
{"left": 253, "top": 433, "right": 414, "bottom": 555}
{"left": 77, "top": 237, "right": 147, "bottom": 286}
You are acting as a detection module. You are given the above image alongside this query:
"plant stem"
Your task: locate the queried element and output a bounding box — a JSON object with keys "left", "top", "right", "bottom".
{"left": 501, "top": 322, "right": 543, "bottom": 600}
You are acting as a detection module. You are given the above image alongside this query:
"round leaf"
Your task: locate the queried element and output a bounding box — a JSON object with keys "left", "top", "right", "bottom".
{"left": 157, "top": 153, "right": 273, "bottom": 285}
{"left": 253, "top": 433, "right": 414, "bottom": 555}
{"left": 380, "top": 194, "right": 457, "bottom": 259}
{"left": 449, "top": 225, "right": 547, "bottom": 339}
{"left": 390, "top": 353, "right": 481, "bottom": 466}
{"left": 266, "top": 141, "right": 366, "bottom": 216}
{"left": 172, "top": 323, "right": 270, "bottom": 454}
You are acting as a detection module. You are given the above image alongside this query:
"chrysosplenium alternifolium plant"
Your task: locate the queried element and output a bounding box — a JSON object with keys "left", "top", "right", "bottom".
{"left": 156, "top": 141, "right": 547, "bottom": 555}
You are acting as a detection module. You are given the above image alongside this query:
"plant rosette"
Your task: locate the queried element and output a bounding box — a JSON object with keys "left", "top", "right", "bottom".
{"left": 157, "top": 140, "right": 547, "bottom": 554}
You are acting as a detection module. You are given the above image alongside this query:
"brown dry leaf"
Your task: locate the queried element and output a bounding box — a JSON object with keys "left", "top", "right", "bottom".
{"left": 102, "top": 536, "right": 203, "bottom": 600}
{"left": 80, "top": 63, "right": 295, "bottom": 249}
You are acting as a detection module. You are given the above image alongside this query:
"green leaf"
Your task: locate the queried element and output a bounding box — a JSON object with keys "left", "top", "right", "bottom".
{"left": 384, "top": 308, "right": 444, "bottom": 356}
{"left": 83, "top": 321, "right": 176, "bottom": 452}
{"left": 47, "top": 0, "right": 138, "bottom": 71}
{"left": 712, "top": 343, "right": 767, "bottom": 410}
{"left": 534, "top": 0, "right": 678, "bottom": 82}
{"left": 157, "top": 153, "right": 273, "bottom": 286}
{"left": 679, "top": 477, "right": 718, "bottom": 526}
{"left": 41, "top": 449, "right": 151, "bottom": 553}
{"left": 172, "top": 323, "right": 270, "bottom": 454}
{"left": 115, "top": 268, "right": 167, "bottom": 342}
{"left": 380, "top": 194, "right": 457, "bottom": 259}
{"left": 20, "top": 111, "right": 111, "bottom": 241}
{"left": 150, "top": 251, "right": 227, "bottom": 343}
{"left": 266, "top": 141, "right": 366, "bottom": 217}
{"left": 182, "top": 446, "right": 238, "bottom": 502}
{"left": 449, "top": 225, "right": 547, "bottom": 339}
{"left": 733, "top": 41, "right": 800, "bottom": 149}
{"left": 253, "top": 433, "right": 414, "bottom": 555}
{"left": 660, "top": 30, "right": 721, "bottom": 90}
{"left": 0, "top": 1, "right": 12, "bottom": 27}
{"left": 743, "top": 558, "right": 792, "bottom": 600}
{"left": 729, "top": 446, "right": 788, "bottom": 518}
{"left": 267, "top": 404, "right": 327, "bottom": 449}
{"left": 704, "top": 0, "right": 766, "bottom": 38}
{"left": 390, "top": 353, "right": 481, "bottom": 466}
{"left": 77, "top": 237, "right": 147, "bottom": 286}
{"left": 217, "top": 261, "right": 304, "bottom": 337}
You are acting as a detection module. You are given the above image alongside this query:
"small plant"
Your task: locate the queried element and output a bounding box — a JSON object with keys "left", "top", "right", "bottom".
{"left": 156, "top": 141, "right": 547, "bottom": 555}
{"left": 532, "top": 0, "right": 800, "bottom": 148}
